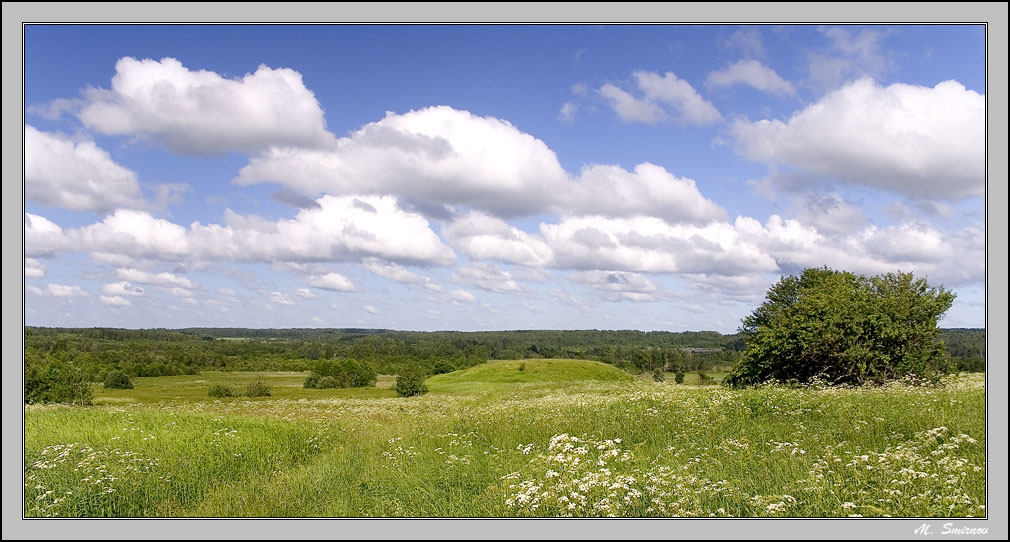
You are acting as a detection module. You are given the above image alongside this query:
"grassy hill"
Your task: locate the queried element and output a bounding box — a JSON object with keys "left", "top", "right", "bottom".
{"left": 429, "top": 359, "right": 637, "bottom": 386}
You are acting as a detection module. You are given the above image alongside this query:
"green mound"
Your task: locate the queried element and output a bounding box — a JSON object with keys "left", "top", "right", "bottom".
{"left": 428, "top": 359, "right": 636, "bottom": 386}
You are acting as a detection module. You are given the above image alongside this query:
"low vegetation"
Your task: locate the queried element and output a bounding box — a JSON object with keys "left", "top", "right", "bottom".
{"left": 207, "top": 384, "right": 234, "bottom": 398}
{"left": 24, "top": 361, "right": 985, "bottom": 517}
{"left": 245, "top": 377, "right": 271, "bottom": 398}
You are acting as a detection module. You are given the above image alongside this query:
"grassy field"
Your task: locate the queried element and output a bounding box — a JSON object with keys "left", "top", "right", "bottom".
{"left": 24, "top": 359, "right": 986, "bottom": 518}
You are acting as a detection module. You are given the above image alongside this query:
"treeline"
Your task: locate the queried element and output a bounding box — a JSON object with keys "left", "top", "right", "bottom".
{"left": 23, "top": 326, "right": 985, "bottom": 391}
{"left": 940, "top": 328, "right": 986, "bottom": 372}
{"left": 24, "top": 327, "right": 745, "bottom": 381}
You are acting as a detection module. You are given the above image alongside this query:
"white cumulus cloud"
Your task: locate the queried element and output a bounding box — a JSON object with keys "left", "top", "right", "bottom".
{"left": 730, "top": 77, "right": 984, "bottom": 200}
{"left": 597, "top": 84, "right": 667, "bottom": 124}
{"left": 235, "top": 106, "right": 570, "bottom": 218}
{"left": 25, "top": 258, "right": 46, "bottom": 278}
{"left": 569, "top": 270, "right": 660, "bottom": 302}
{"left": 567, "top": 163, "right": 727, "bottom": 224}
{"left": 236, "top": 106, "right": 731, "bottom": 224}
{"left": 99, "top": 295, "right": 132, "bottom": 307}
{"left": 306, "top": 272, "right": 356, "bottom": 292}
{"left": 101, "top": 281, "right": 146, "bottom": 296}
{"left": 600, "top": 71, "right": 723, "bottom": 126}
{"left": 706, "top": 59, "right": 795, "bottom": 96}
{"left": 78, "top": 57, "right": 335, "bottom": 154}
{"left": 25, "top": 125, "right": 146, "bottom": 212}
{"left": 27, "top": 196, "right": 458, "bottom": 270}
{"left": 443, "top": 212, "right": 554, "bottom": 268}
{"left": 362, "top": 257, "right": 441, "bottom": 291}
{"left": 269, "top": 292, "right": 296, "bottom": 305}
{"left": 451, "top": 262, "right": 522, "bottom": 294}
{"left": 47, "top": 283, "right": 89, "bottom": 297}
{"left": 116, "top": 268, "right": 194, "bottom": 289}
{"left": 190, "top": 195, "right": 457, "bottom": 266}
{"left": 448, "top": 289, "right": 477, "bottom": 304}
{"left": 541, "top": 215, "right": 779, "bottom": 275}
{"left": 75, "top": 210, "right": 191, "bottom": 262}
{"left": 25, "top": 213, "right": 71, "bottom": 258}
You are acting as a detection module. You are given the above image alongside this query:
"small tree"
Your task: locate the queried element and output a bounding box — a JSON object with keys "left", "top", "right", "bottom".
{"left": 724, "top": 267, "right": 955, "bottom": 387}
{"left": 394, "top": 367, "right": 428, "bottom": 397}
{"left": 103, "top": 369, "right": 134, "bottom": 389}
{"left": 651, "top": 367, "right": 665, "bottom": 382}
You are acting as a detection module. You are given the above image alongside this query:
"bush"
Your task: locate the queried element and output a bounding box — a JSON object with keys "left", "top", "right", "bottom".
{"left": 103, "top": 370, "right": 134, "bottom": 389}
{"left": 246, "top": 377, "right": 271, "bottom": 397}
{"left": 725, "top": 268, "right": 956, "bottom": 387}
{"left": 651, "top": 367, "right": 665, "bottom": 382}
{"left": 674, "top": 372, "right": 685, "bottom": 384}
{"left": 303, "top": 372, "right": 322, "bottom": 389}
{"left": 316, "top": 376, "right": 339, "bottom": 389}
{"left": 698, "top": 372, "right": 713, "bottom": 385}
{"left": 24, "top": 350, "right": 93, "bottom": 406}
{"left": 208, "top": 384, "right": 234, "bottom": 398}
{"left": 312, "top": 359, "right": 377, "bottom": 388}
{"left": 433, "top": 359, "right": 455, "bottom": 375}
{"left": 394, "top": 368, "right": 428, "bottom": 397}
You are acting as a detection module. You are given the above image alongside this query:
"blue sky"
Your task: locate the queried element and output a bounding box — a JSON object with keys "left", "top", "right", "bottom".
{"left": 23, "top": 24, "right": 988, "bottom": 332}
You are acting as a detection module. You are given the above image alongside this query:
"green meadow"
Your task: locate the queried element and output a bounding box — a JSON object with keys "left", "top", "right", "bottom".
{"left": 24, "top": 360, "right": 986, "bottom": 518}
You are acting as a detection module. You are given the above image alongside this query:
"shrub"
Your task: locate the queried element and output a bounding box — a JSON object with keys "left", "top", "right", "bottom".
{"left": 433, "top": 359, "right": 455, "bottom": 375}
{"left": 518, "top": 362, "right": 527, "bottom": 372}
{"left": 246, "top": 377, "right": 271, "bottom": 397}
{"left": 698, "top": 372, "right": 713, "bottom": 385}
{"left": 24, "top": 350, "right": 93, "bottom": 406}
{"left": 312, "top": 359, "right": 377, "bottom": 388}
{"left": 316, "top": 376, "right": 339, "bottom": 389}
{"left": 208, "top": 384, "right": 234, "bottom": 398}
{"left": 674, "top": 372, "right": 685, "bottom": 384}
{"left": 103, "top": 370, "right": 134, "bottom": 389}
{"left": 725, "top": 267, "right": 956, "bottom": 387}
{"left": 651, "top": 367, "right": 665, "bottom": 382}
{"left": 303, "top": 372, "right": 322, "bottom": 389}
{"left": 394, "top": 368, "right": 428, "bottom": 397}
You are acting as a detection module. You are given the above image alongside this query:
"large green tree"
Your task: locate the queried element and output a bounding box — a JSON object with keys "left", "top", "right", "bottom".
{"left": 724, "top": 267, "right": 956, "bottom": 387}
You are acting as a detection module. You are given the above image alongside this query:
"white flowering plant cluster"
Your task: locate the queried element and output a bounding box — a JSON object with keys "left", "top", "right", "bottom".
{"left": 503, "top": 433, "right": 641, "bottom": 516}
{"left": 25, "top": 442, "right": 161, "bottom": 517}
{"left": 796, "top": 426, "right": 984, "bottom": 517}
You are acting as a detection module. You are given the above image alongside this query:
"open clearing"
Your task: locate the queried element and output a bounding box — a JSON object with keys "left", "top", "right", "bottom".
{"left": 25, "top": 360, "right": 986, "bottom": 518}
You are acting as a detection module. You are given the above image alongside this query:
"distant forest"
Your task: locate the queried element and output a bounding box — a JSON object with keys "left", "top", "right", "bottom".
{"left": 23, "top": 326, "right": 986, "bottom": 382}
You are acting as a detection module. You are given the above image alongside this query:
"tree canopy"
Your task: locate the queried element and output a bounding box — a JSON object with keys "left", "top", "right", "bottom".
{"left": 724, "top": 267, "right": 956, "bottom": 387}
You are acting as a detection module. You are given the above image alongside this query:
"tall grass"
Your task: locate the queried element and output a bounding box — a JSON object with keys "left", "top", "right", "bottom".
{"left": 24, "top": 407, "right": 340, "bottom": 517}
{"left": 24, "top": 361, "right": 986, "bottom": 518}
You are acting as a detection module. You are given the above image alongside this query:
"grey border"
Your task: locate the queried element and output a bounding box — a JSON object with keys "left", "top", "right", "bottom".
{"left": 4, "top": 2, "right": 1007, "bottom": 540}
